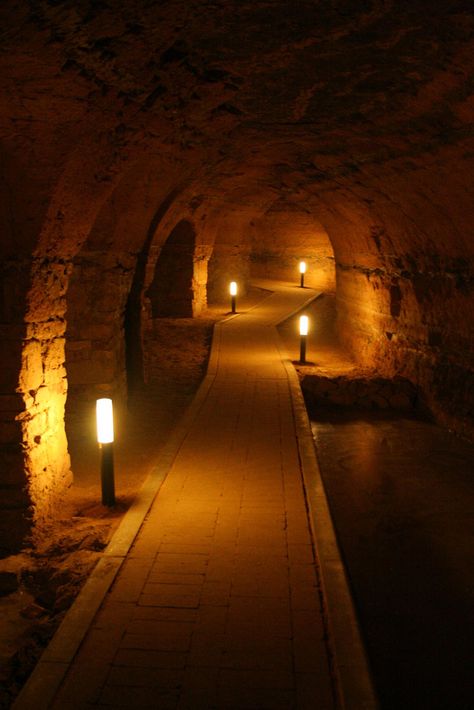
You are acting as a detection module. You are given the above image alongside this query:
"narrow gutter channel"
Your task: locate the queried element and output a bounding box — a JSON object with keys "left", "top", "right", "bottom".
{"left": 308, "top": 410, "right": 474, "bottom": 710}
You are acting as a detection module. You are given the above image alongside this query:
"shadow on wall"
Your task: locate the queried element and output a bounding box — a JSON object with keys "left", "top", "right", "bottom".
{"left": 146, "top": 220, "right": 195, "bottom": 318}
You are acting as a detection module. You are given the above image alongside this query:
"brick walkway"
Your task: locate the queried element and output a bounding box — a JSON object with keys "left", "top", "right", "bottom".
{"left": 29, "top": 284, "right": 340, "bottom": 709}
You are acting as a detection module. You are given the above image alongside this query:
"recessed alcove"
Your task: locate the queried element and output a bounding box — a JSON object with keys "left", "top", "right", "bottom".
{"left": 146, "top": 219, "right": 196, "bottom": 318}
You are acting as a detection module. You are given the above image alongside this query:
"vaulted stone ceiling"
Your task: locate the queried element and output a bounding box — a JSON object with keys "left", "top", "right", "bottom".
{"left": 1, "top": 1, "right": 473, "bottom": 551}
{"left": 3, "top": 1, "right": 474, "bottom": 236}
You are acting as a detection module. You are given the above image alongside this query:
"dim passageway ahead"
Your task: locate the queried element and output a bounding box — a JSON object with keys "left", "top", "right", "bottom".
{"left": 15, "top": 282, "right": 375, "bottom": 709}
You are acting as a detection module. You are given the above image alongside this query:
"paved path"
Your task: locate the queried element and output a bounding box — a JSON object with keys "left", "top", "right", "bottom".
{"left": 17, "top": 282, "right": 371, "bottom": 709}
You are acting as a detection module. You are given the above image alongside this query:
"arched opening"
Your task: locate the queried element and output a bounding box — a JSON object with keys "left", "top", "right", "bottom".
{"left": 123, "top": 186, "right": 183, "bottom": 393}
{"left": 248, "top": 206, "right": 336, "bottom": 292}
{"left": 146, "top": 220, "right": 196, "bottom": 318}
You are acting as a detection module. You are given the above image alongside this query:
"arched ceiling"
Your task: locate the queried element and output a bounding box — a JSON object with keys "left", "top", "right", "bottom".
{"left": 2, "top": 0, "right": 474, "bottom": 260}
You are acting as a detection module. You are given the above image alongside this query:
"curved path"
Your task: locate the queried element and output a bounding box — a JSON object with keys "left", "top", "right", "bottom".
{"left": 15, "top": 282, "right": 375, "bottom": 709}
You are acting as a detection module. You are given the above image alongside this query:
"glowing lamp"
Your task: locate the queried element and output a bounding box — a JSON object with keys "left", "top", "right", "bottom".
{"left": 299, "top": 315, "right": 309, "bottom": 363}
{"left": 299, "top": 315, "right": 309, "bottom": 336}
{"left": 230, "top": 281, "right": 237, "bottom": 313}
{"left": 299, "top": 261, "right": 306, "bottom": 288}
{"left": 96, "top": 398, "right": 115, "bottom": 507}
{"left": 96, "top": 398, "right": 114, "bottom": 443}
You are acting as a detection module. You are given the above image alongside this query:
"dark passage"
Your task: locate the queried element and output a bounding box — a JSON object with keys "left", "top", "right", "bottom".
{"left": 147, "top": 219, "right": 195, "bottom": 318}
{"left": 311, "top": 414, "right": 474, "bottom": 709}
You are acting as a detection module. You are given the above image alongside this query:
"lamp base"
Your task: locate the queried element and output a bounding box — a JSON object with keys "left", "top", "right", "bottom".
{"left": 100, "top": 442, "right": 115, "bottom": 507}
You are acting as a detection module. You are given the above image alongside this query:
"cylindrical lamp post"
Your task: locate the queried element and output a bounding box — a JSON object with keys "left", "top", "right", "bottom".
{"left": 299, "top": 261, "right": 306, "bottom": 288}
{"left": 299, "top": 315, "right": 309, "bottom": 364}
{"left": 96, "top": 398, "right": 115, "bottom": 507}
{"left": 230, "top": 281, "right": 237, "bottom": 313}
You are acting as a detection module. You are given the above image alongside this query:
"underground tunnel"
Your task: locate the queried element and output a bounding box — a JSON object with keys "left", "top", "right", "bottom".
{"left": 0, "top": 1, "right": 473, "bottom": 707}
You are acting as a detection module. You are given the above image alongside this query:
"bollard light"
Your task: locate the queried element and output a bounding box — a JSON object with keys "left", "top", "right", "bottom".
{"left": 299, "top": 261, "right": 306, "bottom": 288}
{"left": 230, "top": 281, "right": 237, "bottom": 313}
{"left": 97, "top": 398, "right": 114, "bottom": 443}
{"left": 299, "top": 315, "right": 309, "bottom": 363}
{"left": 96, "top": 398, "right": 115, "bottom": 507}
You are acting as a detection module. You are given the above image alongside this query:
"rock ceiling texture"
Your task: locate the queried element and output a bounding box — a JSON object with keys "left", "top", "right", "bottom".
{"left": 1, "top": 0, "right": 474, "bottom": 548}
{"left": 3, "top": 1, "right": 474, "bottom": 244}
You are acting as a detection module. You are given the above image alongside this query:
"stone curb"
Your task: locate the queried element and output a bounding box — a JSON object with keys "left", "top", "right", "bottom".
{"left": 274, "top": 325, "right": 379, "bottom": 709}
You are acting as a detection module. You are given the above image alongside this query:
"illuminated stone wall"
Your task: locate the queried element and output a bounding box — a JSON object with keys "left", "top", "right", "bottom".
{"left": 0, "top": 256, "right": 73, "bottom": 554}
{"left": 311, "top": 156, "right": 474, "bottom": 436}
{"left": 249, "top": 210, "right": 336, "bottom": 291}
{"left": 207, "top": 210, "right": 255, "bottom": 303}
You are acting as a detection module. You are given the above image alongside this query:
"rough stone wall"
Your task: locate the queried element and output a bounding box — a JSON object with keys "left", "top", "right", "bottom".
{"left": 336, "top": 258, "right": 474, "bottom": 435}
{"left": 1, "top": 254, "right": 75, "bottom": 552}
{"left": 207, "top": 210, "right": 255, "bottom": 303}
{"left": 4, "top": 257, "right": 75, "bottom": 550}
{"left": 24, "top": 257, "right": 73, "bottom": 513}
{"left": 311, "top": 152, "right": 474, "bottom": 435}
{"left": 0, "top": 118, "right": 136, "bottom": 552}
{"left": 65, "top": 251, "right": 136, "bottom": 442}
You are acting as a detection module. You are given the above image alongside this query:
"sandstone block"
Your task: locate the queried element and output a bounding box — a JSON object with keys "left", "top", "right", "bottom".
{"left": 44, "top": 362, "right": 67, "bottom": 386}
{"left": 66, "top": 340, "right": 91, "bottom": 355}
{"left": 84, "top": 323, "right": 116, "bottom": 341}
{"left": 67, "top": 359, "right": 116, "bottom": 385}
{"left": 44, "top": 338, "right": 66, "bottom": 369}
{"left": 19, "top": 340, "right": 43, "bottom": 391}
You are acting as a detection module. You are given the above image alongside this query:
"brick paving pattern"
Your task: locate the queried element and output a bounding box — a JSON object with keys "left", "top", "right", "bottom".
{"left": 53, "top": 285, "right": 336, "bottom": 709}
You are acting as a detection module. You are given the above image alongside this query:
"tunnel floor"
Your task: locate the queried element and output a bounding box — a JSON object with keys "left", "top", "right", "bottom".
{"left": 311, "top": 412, "right": 474, "bottom": 710}
{"left": 17, "top": 282, "right": 357, "bottom": 709}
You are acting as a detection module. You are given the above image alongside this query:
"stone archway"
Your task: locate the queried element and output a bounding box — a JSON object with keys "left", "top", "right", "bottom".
{"left": 147, "top": 220, "right": 196, "bottom": 318}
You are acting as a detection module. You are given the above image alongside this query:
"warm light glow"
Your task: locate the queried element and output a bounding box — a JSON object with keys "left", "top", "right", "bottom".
{"left": 230, "top": 281, "right": 238, "bottom": 296}
{"left": 299, "top": 261, "right": 307, "bottom": 274}
{"left": 299, "top": 315, "right": 309, "bottom": 336}
{"left": 96, "top": 398, "right": 114, "bottom": 443}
